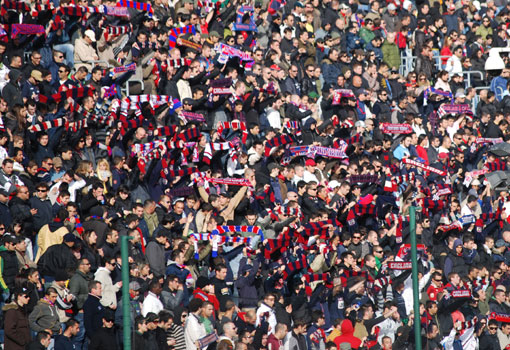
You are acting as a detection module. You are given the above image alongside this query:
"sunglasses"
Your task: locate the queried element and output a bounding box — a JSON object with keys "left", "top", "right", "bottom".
{"left": 490, "top": 327, "right": 498, "bottom": 330}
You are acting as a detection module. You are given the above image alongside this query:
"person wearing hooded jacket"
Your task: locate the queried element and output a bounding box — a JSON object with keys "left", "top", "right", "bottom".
{"left": 236, "top": 257, "right": 261, "bottom": 310}
{"left": 333, "top": 319, "right": 362, "bottom": 349}
{"left": 2, "top": 69, "right": 24, "bottom": 109}
{"left": 34, "top": 209, "right": 69, "bottom": 262}
{"left": 444, "top": 238, "right": 468, "bottom": 278}
{"left": 3, "top": 286, "right": 32, "bottom": 350}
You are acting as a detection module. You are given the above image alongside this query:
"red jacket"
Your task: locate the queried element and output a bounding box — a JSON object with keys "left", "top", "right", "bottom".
{"left": 192, "top": 288, "right": 220, "bottom": 311}
{"left": 426, "top": 284, "right": 443, "bottom": 301}
{"left": 334, "top": 320, "right": 362, "bottom": 350}
{"left": 268, "top": 333, "right": 283, "bottom": 350}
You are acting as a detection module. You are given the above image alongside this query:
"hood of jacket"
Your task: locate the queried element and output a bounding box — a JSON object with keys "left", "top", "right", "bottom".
{"left": 2, "top": 301, "right": 20, "bottom": 311}
{"left": 8, "top": 69, "right": 21, "bottom": 82}
{"left": 340, "top": 319, "right": 354, "bottom": 335}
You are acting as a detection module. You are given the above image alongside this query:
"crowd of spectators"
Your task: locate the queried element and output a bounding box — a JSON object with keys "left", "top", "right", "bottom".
{"left": 4, "top": 0, "right": 510, "bottom": 349}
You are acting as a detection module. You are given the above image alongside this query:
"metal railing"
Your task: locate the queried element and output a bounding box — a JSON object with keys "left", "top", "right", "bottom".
{"left": 75, "top": 60, "right": 111, "bottom": 69}
{"left": 449, "top": 70, "right": 484, "bottom": 87}
{"left": 124, "top": 79, "right": 145, "bottom": 96}
{"left": 400, "top": 54, "right": 455, "bottom": 76}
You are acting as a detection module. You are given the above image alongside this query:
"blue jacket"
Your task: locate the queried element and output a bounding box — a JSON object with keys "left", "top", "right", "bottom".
{"left": 321, "top": 59, "right": 342, "bottom": 86}
{"left": 235, "top": 258, "right": 260, "bottom": 308}
{"left": 490, "top": 76, "right": 508, "bottom": 101}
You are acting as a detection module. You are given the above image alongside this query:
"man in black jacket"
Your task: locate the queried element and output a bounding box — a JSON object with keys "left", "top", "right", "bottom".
{"left": 37, "top": 233, "right": 78, "bottom": 281}
{"left": 88, "top": 310, "right": 119, "bottom": 350}
{"left": 83, "top": 280, "right": 105, "bottom": 341}
{"left": 80, "top": 182, "right": 105, "bottom": 218}
{"left": 0, "top": 188, "right": 12, "bottom": 227}
{"left": 54, "top": 318, "right": 80, "bottom": 350}
{"left": 8, "top": 185, "right": 35, "bottom": 237}
{"left": 2, "top": 69, "right": 24, "bottom": 109}
{"left": 26, "top": 331, "right": 52, "bottom": 350}
{"left": 479, "top": 319, "right": 502, "bottom": 350}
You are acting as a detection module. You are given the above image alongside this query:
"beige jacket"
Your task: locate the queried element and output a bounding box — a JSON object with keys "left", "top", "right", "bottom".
{"left": 35, "top": 225, "right": 69, "bottom": 263}
{"left": 74, "top": 37, "right": 99, "bottom": 71}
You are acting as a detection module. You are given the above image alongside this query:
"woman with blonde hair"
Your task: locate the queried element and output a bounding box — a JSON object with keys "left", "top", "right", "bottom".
{"left": 96, "top": 158, "right": 112, "bottom": 194}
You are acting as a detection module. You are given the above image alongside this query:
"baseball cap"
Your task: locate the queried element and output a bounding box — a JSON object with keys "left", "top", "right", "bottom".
{"left": 30, "top": 70, "right": 43, "bottom": 82}
{"left": 53, "top": 157, "right": 63, "bottom": 169}
{"left": 438, "top": 152, "right": 449, "bottom": 159}
{"left": 13, "top": 286, "right": 29, "bottom": 297}
{"left": 387, "top": 3, "right": 397, "bottom": 10}
{"left": 0, "top": 188, "right": 9, "bottom": 197}
{"left": 328, "top": 180, "right": 341, "bottom": 189}
{"left": 129, "top": 281, "right": 141, "bottom": 291}
{"left": 331, "top": 32, "right": 341, "bottom": 40}
{"left": 3, "top": 235, "right": 20, "bottom": 244}
{"left": 270, "top": 64, "right": 281, "bottom": 71}
{"left": 455, "top": 90, "right": 466, "bottom": 98}
{"left": 84, "top": 29, "right": 96, "bottom": 42}
{"left": 355, "top": 120, "right": 366, "bottom": 128}
{"left": 305, "top": 159, "right": 316, "bottom": 167}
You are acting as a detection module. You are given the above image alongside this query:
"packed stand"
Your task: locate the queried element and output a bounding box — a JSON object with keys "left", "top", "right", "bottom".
{"left": 4, "top": 0, "right": 510, "bottom": 349}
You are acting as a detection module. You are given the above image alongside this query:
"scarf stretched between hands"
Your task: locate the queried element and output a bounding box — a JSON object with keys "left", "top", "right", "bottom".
{"left": 216, "top": 42, "right": 253, "bottom": 63}
{"left": 58, "top": 5, "right": 129, "bottom": 17}
{"left": 39, "top": 86, "right": 95, "bottom": 104}
{"left": 423, "top": 87, "right": 453, "bottom": 102}
{"left": 306, "top": 146, "right": 347, "bottom": 159}
{"left": 107, "top": 24, "right": 131, "bottom": 35}
{"left": 203, "top": 141, "right": 237, "bottom": 164}
{"left": 29, "top": 118, "right": 88, "bottom": 133}
{"left": 380, "top": 123, "right": 413, "bottom": 134}
{"left": 201, "top": 177, "right": 252, "bottom": 187}
{"left": 167, "top": 58, "right": 192, "bottom": 68}
{"left": 191, "top": 233, "right": 252, "bottom": 259}
{"left": 402, "top": 158, "right": 447, "bottom": 176}
{"left": 1, "top": 0, "right": 29, "bottom": 16}
{"left": 116, "top": 0, "right": 152, "bottom": 13}
{"left": 11, "top": 24, "right": 45, "bottom": 38}
{"left": 113, "top": 62, "right": 136, "bottom": 74}
{"left": 265, "top": 134, "right": 295, "bottom": 156}
{"left": 437, "top": 103, "right": 473, "bottom": 118}
{"left": 181, "top": 111, "right": 205, "bottom": 122}
{"left": 168, "top": 25, "right": 196, "bottom": 47}
{"left": 217, "top": 121, "right": 248, "bottom": 143}
{"left": 475, "top": 137, "right": 503, "bottom": 144}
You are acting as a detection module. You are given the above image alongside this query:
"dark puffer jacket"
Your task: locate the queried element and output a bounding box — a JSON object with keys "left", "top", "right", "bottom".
{"left": 0, "top": 247, "right": 19, "bottom": 291}
{"left": 3, "top": 302, "right": 32, "bottom": 350}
